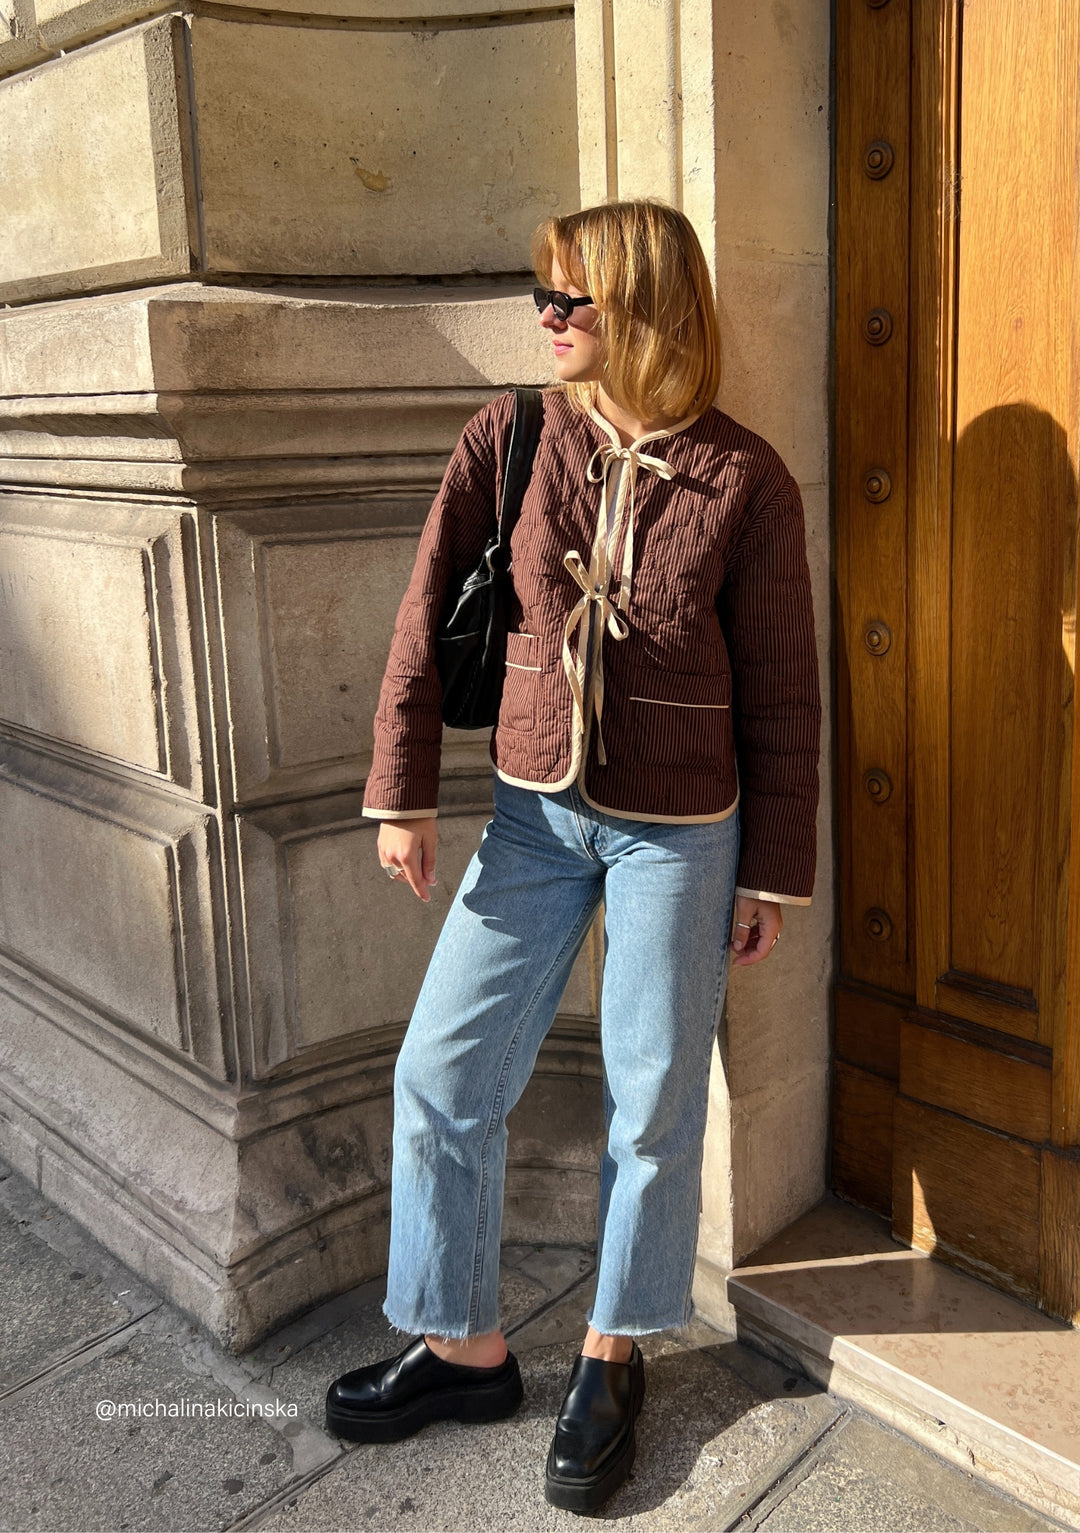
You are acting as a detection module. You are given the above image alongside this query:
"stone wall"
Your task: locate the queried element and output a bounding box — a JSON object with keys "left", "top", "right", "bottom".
{"left": 694, "top": 1, "right": 834, "bottom": 1316}
{"left": 0, "top": 0, "right": 833, "bottom": 1349}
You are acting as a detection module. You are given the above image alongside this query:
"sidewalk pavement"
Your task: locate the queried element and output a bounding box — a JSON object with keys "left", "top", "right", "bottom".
{"left": 1, "top": 1157, "right": 1073, "bottom": 1533}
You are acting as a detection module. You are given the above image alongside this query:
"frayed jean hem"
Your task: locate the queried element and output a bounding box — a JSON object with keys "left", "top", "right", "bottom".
{"left": 382, "top": 1299, "right": 500, "bottom": 1341}
{"left": 584, "top": 1310, "right": 696, "bottom": 1337}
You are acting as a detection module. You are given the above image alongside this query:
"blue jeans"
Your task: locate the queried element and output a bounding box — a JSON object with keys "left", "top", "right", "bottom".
{"left": 384, "top": 776, "right": 740, "bottom": 1338}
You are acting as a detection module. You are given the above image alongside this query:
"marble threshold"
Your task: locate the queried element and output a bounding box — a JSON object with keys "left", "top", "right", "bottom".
{"left": 724, "top": 1194, "right": 1080, "bottom": 1530}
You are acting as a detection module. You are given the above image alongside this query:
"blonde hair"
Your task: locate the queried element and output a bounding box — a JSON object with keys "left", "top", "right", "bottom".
{"left": 531, "top": 200, "right": 723, "bottom": 423}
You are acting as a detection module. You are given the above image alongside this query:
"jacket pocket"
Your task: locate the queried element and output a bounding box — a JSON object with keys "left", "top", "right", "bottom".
{"left": 625, "top": 666, "right": 732, "bottom": 769}
{"left": 499, "top": 631, "right": 541, "bottom": 733}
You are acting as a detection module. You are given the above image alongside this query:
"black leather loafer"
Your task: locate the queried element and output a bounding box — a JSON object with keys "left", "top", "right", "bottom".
{"left": 544, "top": 1342, "right": 646, "bottom": 1513}
{"left": 325, "top": 1336, "right": 524, "bottom": 1443}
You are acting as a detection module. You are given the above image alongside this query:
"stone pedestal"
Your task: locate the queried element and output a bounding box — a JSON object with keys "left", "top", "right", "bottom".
{"left": 0, "top": 284, "right": 608, "bottom": 1349}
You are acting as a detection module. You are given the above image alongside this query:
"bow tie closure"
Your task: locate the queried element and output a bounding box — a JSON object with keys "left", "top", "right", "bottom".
{"left": 560, "top": 441, "right": 675, "bottom": 765}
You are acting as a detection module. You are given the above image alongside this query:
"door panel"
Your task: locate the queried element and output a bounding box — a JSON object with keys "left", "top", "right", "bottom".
{"left": 944, "top": 0, "right": 1073, "bottom": 1046}
{"left": 832, "top": 1059, "right": 895, "bottom": 1217}
{"left": 834, "top": 0, "right": 1080, "bottom": 1322}
{"left": 893, "top": 1097, "right": 1042, "bottom": 1302}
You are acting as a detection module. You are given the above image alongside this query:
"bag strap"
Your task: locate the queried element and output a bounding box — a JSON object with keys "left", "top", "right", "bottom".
{"left": 494, "top": 387, "right": 544, "bottom": 554}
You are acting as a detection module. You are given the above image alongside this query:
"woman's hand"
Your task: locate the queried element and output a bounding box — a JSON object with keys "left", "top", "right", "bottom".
{"left": 378, "top": 818, "right": 438, "bottom": 903}
{"left": 729, "top": 895, "right": 783, "bottom": 966}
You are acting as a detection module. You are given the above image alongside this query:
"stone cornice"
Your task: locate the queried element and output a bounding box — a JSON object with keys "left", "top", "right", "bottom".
{"left": 0, "top": 387, "right": 507, "bottom": 495}
{"left": 1, "top": 282, "right": 551, "bottom": 394}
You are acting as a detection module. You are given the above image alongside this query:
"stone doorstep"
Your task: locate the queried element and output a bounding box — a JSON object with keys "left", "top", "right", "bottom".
{"left": 723, "top": 1196, "right": 1080, "bottom": 1529}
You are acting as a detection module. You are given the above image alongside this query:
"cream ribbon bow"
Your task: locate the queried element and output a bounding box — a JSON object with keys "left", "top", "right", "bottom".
{"left": 560, "top": 421, "right": 677, "bottom": 766}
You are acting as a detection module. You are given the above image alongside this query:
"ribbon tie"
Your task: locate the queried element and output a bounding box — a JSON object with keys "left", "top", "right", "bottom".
{"left": 585, "top": 441, "right": 675, "bottom": 615}
{"left": 560, "top": 422, "right": 676, "bottom": 765}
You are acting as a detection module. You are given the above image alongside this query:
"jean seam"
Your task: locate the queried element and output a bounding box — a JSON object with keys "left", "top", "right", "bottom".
{"left": 677, "top": 939, "right": 736, "bottom": 1329}
{"left": 565, "top": 783, "right": 601, "bottom": 862}
{"left": 468, "top": 888, "right": 603, "bottom": 1332}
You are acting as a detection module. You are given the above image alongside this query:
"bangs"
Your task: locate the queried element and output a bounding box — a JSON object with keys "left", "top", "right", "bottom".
{"left": 530, "top": 201, "right": 723, "bottom": 425}
{"left": 530, "top": 219, "right": 591, "bottom": 296}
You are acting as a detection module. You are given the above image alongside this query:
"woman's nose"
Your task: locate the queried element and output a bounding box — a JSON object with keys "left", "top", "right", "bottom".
{"left": 538, "top": 305, "right": 565, "bottom": 331}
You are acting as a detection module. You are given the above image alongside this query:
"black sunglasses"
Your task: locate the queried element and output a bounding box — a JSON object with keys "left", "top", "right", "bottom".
{"left": 533, "top": 286, "right": 595, "bottom": 321}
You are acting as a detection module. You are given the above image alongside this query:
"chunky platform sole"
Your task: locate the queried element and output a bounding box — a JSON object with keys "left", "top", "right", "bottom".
{"left": 325, "top": 1358, "right": 524, "bottom": 1444}
{"left": 543, "top": 1352, "right": 646, "bottom": 1513}
{"left": 544, "top": 1431, "right": 638, "bottom": 1514}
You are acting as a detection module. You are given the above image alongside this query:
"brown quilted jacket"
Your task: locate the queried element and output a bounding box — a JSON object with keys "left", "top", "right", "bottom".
{"left": 362, "top": 389, "right": 821, "bottom": 903}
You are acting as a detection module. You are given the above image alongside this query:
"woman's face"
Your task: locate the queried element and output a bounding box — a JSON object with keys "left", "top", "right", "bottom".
{"left": 539, "top": 257, "right": 603, "bottom": 384}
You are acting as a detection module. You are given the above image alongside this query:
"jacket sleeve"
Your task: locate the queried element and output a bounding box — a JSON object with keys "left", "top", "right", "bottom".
{"left": 716, "top": 469, "right": 822, "bottom": 901}
{"left": 361, "top": 395, "right": 511, "bottom": 819}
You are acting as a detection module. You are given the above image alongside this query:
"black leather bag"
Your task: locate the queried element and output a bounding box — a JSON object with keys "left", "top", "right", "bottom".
{"left": 435, "top": 388, "right": 544, "bottom": 729}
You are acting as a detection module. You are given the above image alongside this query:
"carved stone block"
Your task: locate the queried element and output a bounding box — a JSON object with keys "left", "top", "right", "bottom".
{"left": 216, "top": 504, "right": 428, "bottom": 804}
{"left": 0, "top": 17, "right": 192, "bottom": 302}
{"left": 188, "top": 12, "right": 578, "bottom": 277}
{"left": 0, "top": 742, "right": 226, "bottom": 1073}
{"left": 237, "top": 783, "right": 601, "bottom": 1074}
{"left": 238, "top": 793, "right": 488, "bottom": 1071}
{"left": 0, "top": 495, "right": 203, "bottom": 788}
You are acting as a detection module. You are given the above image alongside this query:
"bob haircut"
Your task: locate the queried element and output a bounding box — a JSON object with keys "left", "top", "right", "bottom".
{"left": 531, "top": 199, "right": 723, "bottom": 424}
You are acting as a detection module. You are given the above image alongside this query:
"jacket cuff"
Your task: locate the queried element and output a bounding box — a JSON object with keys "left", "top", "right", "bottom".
{"left": 361, "top": 807, "right": 439, "bottom": 820}
{"left": 735, "top": 886, "right": 811, "bottom": 907}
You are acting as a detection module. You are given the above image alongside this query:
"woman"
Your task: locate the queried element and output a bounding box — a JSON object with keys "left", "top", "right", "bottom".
{"left": 325, "top": 200, "right": 820, "bottom": 1514}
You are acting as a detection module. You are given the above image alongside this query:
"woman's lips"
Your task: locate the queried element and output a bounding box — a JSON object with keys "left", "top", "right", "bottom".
{"left": 553, "top": 342, "right": 572, "bottom": 355}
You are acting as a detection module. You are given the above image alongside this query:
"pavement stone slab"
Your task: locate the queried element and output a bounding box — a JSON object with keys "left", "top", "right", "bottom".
{"left": 749, "top": 1413, "right": 1067, "bottom": 1533}
{"left": 0, "top": 1311, "right": 316, "bottom": 1532}
{"left": 0, "top": 1168, "right": 159, "bottom": 1393}
{"left": 495, "top": 1265, "right": 552, "bottom": 1336}
{"left": 502, "top": 1243, "right": 595, "bottom": 1299}
{"left": 506, "top": 1270, "right": 599, "bottom": 1352}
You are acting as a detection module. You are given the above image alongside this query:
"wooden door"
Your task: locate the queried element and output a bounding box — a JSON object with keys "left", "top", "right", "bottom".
{"left": 833, "top": 0, "right": 1080, "bottom": 1321}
